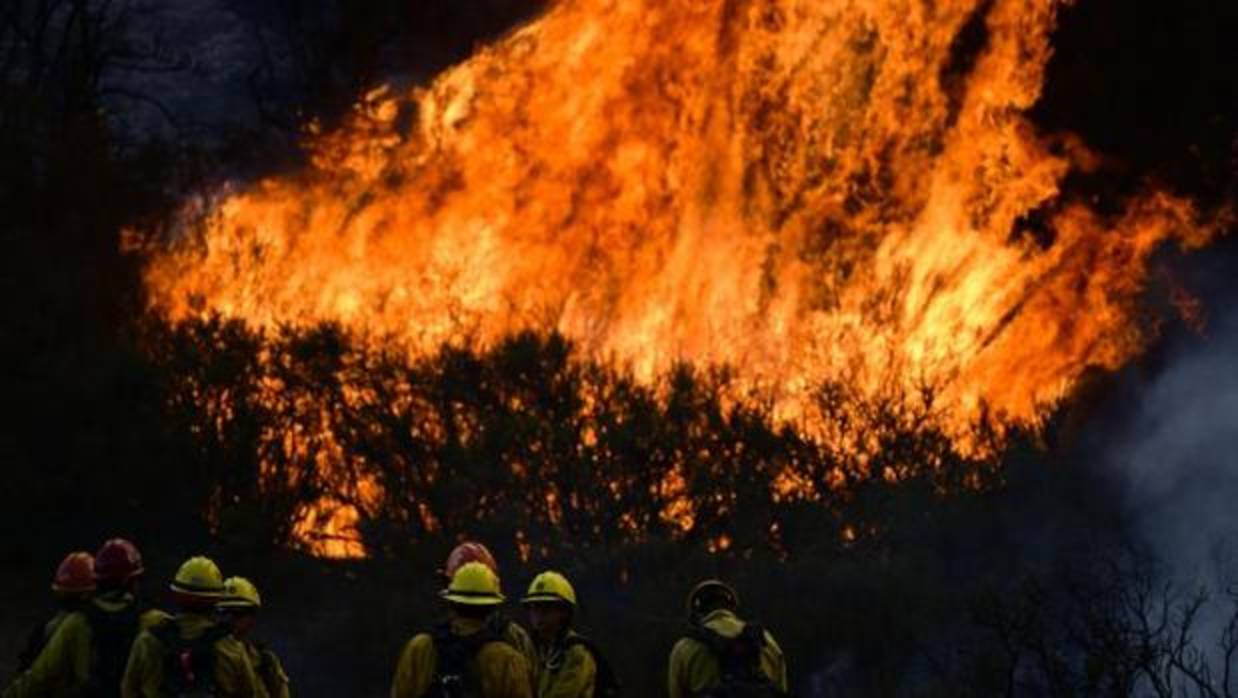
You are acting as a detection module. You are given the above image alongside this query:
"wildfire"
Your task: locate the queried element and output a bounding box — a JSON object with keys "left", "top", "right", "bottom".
{"left": 144, "top": 0, "right": 1215, "bottom": 555}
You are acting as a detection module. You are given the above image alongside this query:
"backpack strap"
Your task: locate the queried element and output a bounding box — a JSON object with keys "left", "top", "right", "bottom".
{"left": 252, "top": 641, "right": 275, "bottom": 676}
{"left": 738, "top": 624, "right": 766, "bottom": 648}
{"left": 251, "top": 642, "right": 287, "bottom": 690}
{"left": 484, "top": 611, "right": 511, "bottom": 636}
{"left": 151, "top": 618, "right": 230, "bottom": 647}
{"left": 152, "top": 619, "right": 231, "bottom": 694}
{"left": 195, "top": 624, "right": 233, "bottom": 649}
{"left": 562, "top": 635, "right": 621, "bottom": 697}
{"left": 150, "top": 618, "right": 178, "bottom": 648}
{"left": 429, "top": 621, "right": 505, "bottom": 687}
{"left": 686, "top": 622, "right": 769, "bottom": 680}
{"left": 82, "top": 599, "right": 142, "bottom": 632}
{"left": 686, "top": 623, "right": 729, "bottom": 656}
{"left": 81, "top": 602, "right": 144, "bottom": 698}
{"left": 151, "top": 618, "right": 182, "bottom": 648}
{"left": 16, "top": 611, "right": 67, "bottom": 672}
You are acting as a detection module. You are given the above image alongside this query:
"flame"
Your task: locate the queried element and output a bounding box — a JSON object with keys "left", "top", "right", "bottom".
{"left": 144, "top": 0, "right": 1215, "bottom": 554}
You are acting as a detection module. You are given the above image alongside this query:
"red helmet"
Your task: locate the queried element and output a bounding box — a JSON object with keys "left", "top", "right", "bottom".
{"left": 443, "top": 541, "right": 498, "bottom": 579}
{"left": 94, "top": 538, "right": 144, "bottom": 583}
{"left": 52, "top": 552, "right": 97, "bottom": 594}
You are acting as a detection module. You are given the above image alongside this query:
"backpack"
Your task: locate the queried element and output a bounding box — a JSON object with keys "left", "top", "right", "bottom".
{"left": 426, "top": 621, "right": 507, "bottom": 698}
{"left": 151, "top": 620, "right": 232, "bottom": 698}
{"left": 252, "top": 642, "right": 286, "bottom": 696}
{"left": 687, "top": 623, "right": 787, "bottom": 698}
{"left": 81, "top": 601, "right": 143, "bottom": 698}
{"left": 17, "top": 608, "right": 80, "bottom": 672}
{"left": 16, "top": 618, "right": 54, "bottom": 672}
{"left": 562, "top": 635, "right": 622, "bottom": 698}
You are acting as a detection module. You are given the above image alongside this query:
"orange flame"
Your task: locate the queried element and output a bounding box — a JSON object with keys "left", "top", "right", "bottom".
{"left": 144, "top": 0, "right": 1215, "bottom": 554}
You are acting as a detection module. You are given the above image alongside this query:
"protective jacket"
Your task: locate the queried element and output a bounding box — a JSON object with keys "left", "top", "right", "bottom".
{"left": 666, "top": 610, "right": 787, "bottom": 698}
{"left": 121, "top": 613, "right": 259, "bottom": 698}
{"left": 16, "top": 609, "right": 73, "bottom": 672}
{"left": 498, "top": 618, "right": 538, "bottom": 690}
{"left": 534, "top": 631, "right": 596, "bottom": 698}
{"left": 3, "top": 591, "right": 167, "bottom": 698}
{"left": 241, "top": 641, "right": 291, "bottom": 698}
{"left": 391, "top": 616, "right": 533, "bottom": 698}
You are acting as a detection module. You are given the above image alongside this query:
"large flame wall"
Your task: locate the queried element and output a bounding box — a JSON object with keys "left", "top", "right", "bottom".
{"left": 146, "top": 0, "right": 1211, "bottom": 443}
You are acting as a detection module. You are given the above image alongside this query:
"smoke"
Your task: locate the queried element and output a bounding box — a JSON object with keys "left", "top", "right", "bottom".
{"left": 1096, "top": 244, "right": 1238, "bottom": 668}
{"left": 1111, "top": 315, "right": 1238, "bottom": 587}
{"left": 1041, "top": 0, "right": 1238, "bottom": 643}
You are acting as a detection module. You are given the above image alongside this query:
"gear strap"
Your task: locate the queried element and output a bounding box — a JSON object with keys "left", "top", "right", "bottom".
{"left": 428, "top": 620, "right": 506, "bottom": 696}
{"left": 561, "top": 634, "right": 622, "bottom": 698}
{"left": 151, "top": 619, "right": 232, "bottom": 695}
{"left": 687, "top": 622, "right": 770, "bottom": 681}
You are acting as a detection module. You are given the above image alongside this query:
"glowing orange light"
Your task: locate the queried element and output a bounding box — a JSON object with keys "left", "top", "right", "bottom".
{"left": 142, "top": 0, "right": 1217, "bottom": 555}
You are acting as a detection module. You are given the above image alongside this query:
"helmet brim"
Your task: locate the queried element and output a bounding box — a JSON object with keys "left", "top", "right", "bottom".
{"left": 520, "top": 593, "right": 574, "bottom": 607}
{"left": 217, "top": 600, "right": 261, "bottom": 610}
{"left": 440, "top": 589, "right": 505, "bottom": 606}
{"left": 170, "top": 583, "right": 225, "bottom": 599}
{"left": 51, "top": 583, "right": 96, "bottom": 594}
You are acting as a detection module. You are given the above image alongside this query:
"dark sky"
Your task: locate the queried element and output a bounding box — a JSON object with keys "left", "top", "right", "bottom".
{"left": 108, "top": 0, "right": 547, "bottom": 143}
{"left": 1035, "top": 0, "right": 1237, "bottom": 209}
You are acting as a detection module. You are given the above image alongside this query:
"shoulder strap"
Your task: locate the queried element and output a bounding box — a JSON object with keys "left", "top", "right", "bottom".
{"left": 252, "top": 643, "right": 286, "bottom": 687}
{"left": 562, "top": 635, "right": 621, "bottom": 696}
{"left": 151, "top": 618, "right": 181, "bottom": 648}
{"left": 154, "top": 620, "right": 230, "bottom": 694}
{"left": 82, "top": 599, "right": 141, "bottom": 630}
{"left": 686, "top": 623, "right": 729, "bottom": 655}
{"left": 195, "top": 624, "right": 233, "bottom": 650}
{"left": 251, "top": 641, "right": 271, "bottom": 673}
{"left": 430, "top": 622, "right": 504, "bottom": 673}
{"left": 80, "top": 601, "right": 144, "bottom": 698}
{"left": 739, "top": 623, "right": 766, "bottom": 647}
{"left": 17, "top": 619, "right": 52, "bottom": 671}
{"left": 484, "top": 611, "right": 510, "bottom": 635}
{"left": 561, "top": 634, "right": 600, "bottom": 660}
{"left": 686, "top": 622, "right": 768, "bottom": 679}
{"left": 429, "top": 622, "right": 506, "bottom": 698}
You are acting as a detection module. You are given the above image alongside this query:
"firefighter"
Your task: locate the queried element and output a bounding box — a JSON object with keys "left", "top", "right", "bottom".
{"left": 391, "top": 561, "right": 533, "bottom": 698}
{"left": 667, "top": 580, "right": 788, "bottom": 698}
{"left": 4, "top": 538, "right": 166, "bottom": 698}
{"left": 14, "top": 551, "right": 95, "bottom": 673}
{"left": 441, "top": 541, "right": 539, "bottom": 683}
{"left": 122, "top": 556, "right": 260, "bottom": 698}
{"left": 521, "top": 571, "right": 616, "bottom": 698}
{"left": 218, "top": 577, "right": 292, "bottom": 698}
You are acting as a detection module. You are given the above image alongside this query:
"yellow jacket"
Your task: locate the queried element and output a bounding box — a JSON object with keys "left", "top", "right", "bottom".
{"left": 503, "top": 621, "right": 539, "bottom": 689}
{"left": 16, "top": 608, "right": 73, "bottom": 671}
{"left": 534, "top": 632, "right": 596, "bottom": 698}
{"left": 391, "top": 617, "right": 533, "bottom": 698}
{"left": 242, "top": 641, "right": 291, "bottom": 698}
{"left": 667, "top": 610, "right": 787, "bottom": 698}
{"left": 3, "top": 592, "right": 167, "bottom": 698}
{"left": 121, "top": 613, "right": 260, "bottom": 698}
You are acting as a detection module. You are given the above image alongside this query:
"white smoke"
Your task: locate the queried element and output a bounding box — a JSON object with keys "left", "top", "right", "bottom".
{"left": 1108, "top": 292, "right": 1238, "bottom": 669}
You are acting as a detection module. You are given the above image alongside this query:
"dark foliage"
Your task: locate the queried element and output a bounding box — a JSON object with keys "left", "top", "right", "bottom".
{"left": 137, "top": 319, "right": 999, "bottom": 557}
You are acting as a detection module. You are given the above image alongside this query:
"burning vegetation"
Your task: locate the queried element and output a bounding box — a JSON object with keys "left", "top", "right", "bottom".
{"left": 145, "top": 319, "right": 1005, "bottom": 558}
{"left": 140, "top": 0, "right": 1218, "bottom": 555}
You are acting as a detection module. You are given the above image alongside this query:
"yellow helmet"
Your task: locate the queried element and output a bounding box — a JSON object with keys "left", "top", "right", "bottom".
{"left": 170, "top": 556, "right": 225, "bottom": 598}
{"left": 218, "top": 576, "right": 261, "bottom": 609}
{"left": 440, "top": 561, "right": 505, "bottom": 606}
{"left": 521, "top": 570, "right": 577, "bottom": 607}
